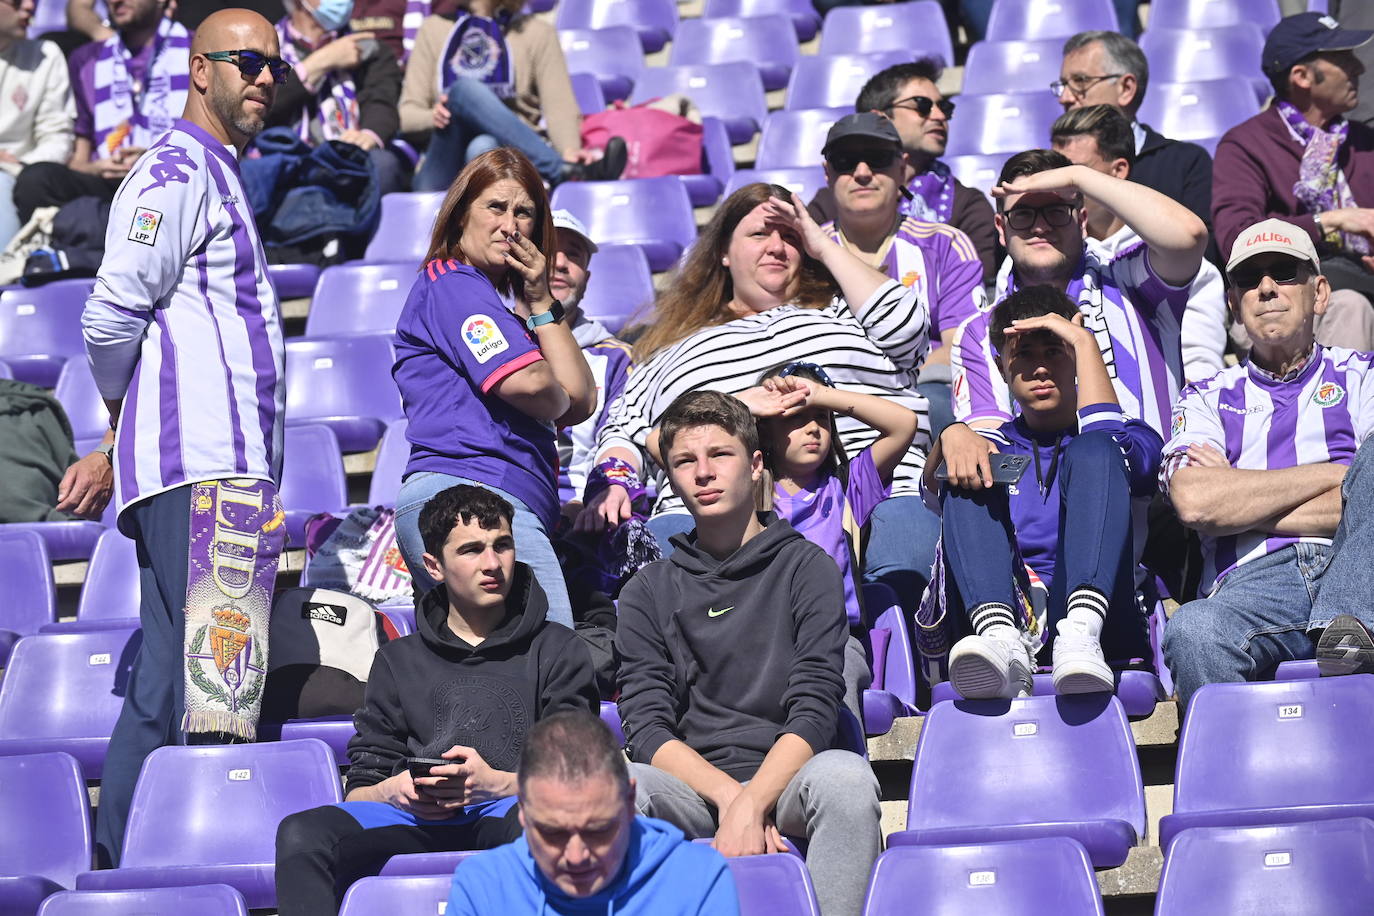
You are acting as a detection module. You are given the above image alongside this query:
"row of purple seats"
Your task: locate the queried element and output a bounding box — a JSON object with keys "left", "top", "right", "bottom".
{"left": 725, "top": 166, "right": 826, "bottom": 203}
{"left": 1146, "top": 0, "right": 1281, "bottom": 31}
{"left": 38, "top": 885, "right": 250, "bottom": 915}
{"left": 0, "top": 279, "right": 92, "bottom": 388}
{"left": 551, "top": 177, "right": 697, "bottom": 272}
{"left": 284, "top": 333, "right": 401, "bottom": 453}
{"left": 983, "top": 0, "right": 1118, "bottom": 41}
{"left": 1137, "top": 79, "right": 1262, "bottom": 150}
{"left": 1140, "top": 24, "right": 1271, "bottom": 105}
{"left": 0, "top": 530, "right": 56, "bottom": 664}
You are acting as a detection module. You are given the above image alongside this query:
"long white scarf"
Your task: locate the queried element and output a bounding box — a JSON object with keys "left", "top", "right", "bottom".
{"left": 91, "top": 18, "right": 190, "bottom": 157}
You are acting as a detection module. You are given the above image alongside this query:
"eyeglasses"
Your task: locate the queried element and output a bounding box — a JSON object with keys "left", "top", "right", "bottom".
{"left": 1229, "top": 259, "right": 1310, "bottom": 291}
{"left": 887, "top": 95, "right": 955, "bottom": 119}
{"left": 203, "top": 49, "right": 291, "bottom": 84}
{"left": 826, "top": 147, "right": 899, "bottom": 174}
{"left": 1003, "top": 203, "right": 1079, "bottom": 231}
{"left": 1049, "top": 74, "right": 1125, "bottom": 97}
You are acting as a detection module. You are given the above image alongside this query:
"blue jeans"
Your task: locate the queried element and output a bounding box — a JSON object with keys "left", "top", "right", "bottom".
{"left": 1164, "top": 436, "right": 1374, "bottom": 706}
{"left": 394, "top": 471, "right": 573, "bottom": 627}
{"left": 0, "top": 171, "right": 19, "bottom": 249}
{"left": 917, "top": 379, "right": 955, "bottom": 443}
{"left": 862, "top": 494, "right": 941, "bottom": 613}
{"left": 414, "top": 77, "right": 564, "bottom": 191}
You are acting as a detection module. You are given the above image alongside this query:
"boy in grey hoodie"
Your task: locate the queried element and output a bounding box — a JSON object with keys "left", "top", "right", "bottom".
{"left": 614, "top": 391, "right": 882, "bottom": 916}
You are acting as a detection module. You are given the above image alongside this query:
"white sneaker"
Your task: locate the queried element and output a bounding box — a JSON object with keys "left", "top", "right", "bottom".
{"left": 948, "top": 627, "right": 1036, "bottom": 700}
{"left": 1051, "top": 621, "right": 1114, "bottom": 695}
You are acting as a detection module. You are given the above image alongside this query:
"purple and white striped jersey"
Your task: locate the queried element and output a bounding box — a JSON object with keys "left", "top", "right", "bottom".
{"left": 951, "top": 242, "right": 1193, "bottom": 437}
{"left": 1160, "top": 346, "right": 1374, "bottom": 592}
{"left": 83, "top": 119, "right": 285, "bottom": 525}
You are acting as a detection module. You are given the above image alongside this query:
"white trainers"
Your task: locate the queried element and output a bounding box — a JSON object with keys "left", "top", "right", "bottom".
{"left": 1051, "top": 621, "right": 1114, "bottom": 695}
{"left": 948, "top": 627, "right": 1036, "bottom": 700}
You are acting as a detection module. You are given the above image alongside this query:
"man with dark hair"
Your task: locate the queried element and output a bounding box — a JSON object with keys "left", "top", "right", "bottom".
{"left": 616, "top": 390, "right": 881, "bottom": 916}
{"left": 275, "top": 483, "right": 598, "bottom": 916}
{"left": 808, "top": 58, "right": 997, "bottom": 282}
{"left": 924, "top": 286, "right": 1161, "bottom": 699}
{"left": 446, "top": 711, "right": 739, "bottom": 914}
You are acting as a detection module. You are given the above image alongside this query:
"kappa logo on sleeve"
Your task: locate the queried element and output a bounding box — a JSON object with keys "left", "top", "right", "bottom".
{"left": 462, "top": 315, "right": 510, "bottom": 363}
{"left": 128, "top": 207, "right": 164, "bottom": 246}
{"left": 139, "top": 145, "right": 198, "bottom": 194}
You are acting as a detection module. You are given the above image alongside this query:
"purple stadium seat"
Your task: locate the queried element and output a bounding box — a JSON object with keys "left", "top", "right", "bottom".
{"left": 1156, "top": 818, "right": 1374, "bottom": 916}
{"left": 362, "top": 192, "right": 444, "bottom": 264}
{"left": 630, "top": 62, "right": 768, "bottom": 145}
{"left": 550, "top": 177, "right": 697, "bottom": 272}
{"left": 73, "top": 528, "right": 139, "bottom": 628}
{"left": 338, "top": 875, "right": 451, "bottom": 914}
{"left": 669, "top": 16, "right": 800, "bottom": 92}
{"left": 945, "top": 153, "right": 1007, "bottom": 203}
{"left": 818, "top": 1, "right": 954, "bottom": 70}
{"left": 862, "top": 838, "right": 1105, "bottom": 915}
{"left": 379, "top": 850, "right": 480, "bottom": 877}
{"left": 1137, "top": 79, "right": 1262, "bottom": 146}
{"left": 784, "top": 52, "right": 908, "bottom": 111}
{"left": 0, "top": 753, "right": 91, "bottom": 915}
{"left": 267, "top": 263, "right": 322, "bottom": 300}
{"left": 555, "top": 0, "right": 678, "bottom": 54}
{"left": 598, "top": 700, "right": 626, "bottom": 746}
{"left": 75, "top": 739, "right": 343, "bottom": 909}
{"left": 559, "top": 26, "right": 644, "bottom": 101}
{"left": 0, "top": 359, "right": 10, "bottom": 378}
{"left": 579, "top": 244, "right": 655, "bottom": 334}
{"left": 1147, "top": 0, "right": 1280, "bottom": 32}
{"left": 985, "top": 0, "right": 1118, "bottom": 41}
{"left": 0, "top": 278, "right": 93, "bottom": 387}
{"left": 862, "top": 583, "right": 918, "bottom": 737}
{"left": 256, "top": 716, "right": 356, "bottom": 766}
{"left": 755, "top": 107, "right": 851, "bottom": 170}
{"left": 27, "top": 0, "right": 66, "bottom": 37}
{"left": 1158, "top": 676, "right": 1374, "bottom": 851}
{"left": 570, "top": 71, "right": 606, "bottom": 115}
{"left": 0, "top": 627, "right": 140, "bottom": 777}
{"left": 279, "top": 424, "right": 349, "bottom": 548}
{"left": 677, "top": 116, "right": 735, "bottom": 208}
{"left": 928, "top": 669, "right": 1166, "bottom": 717}
{"left": 1, "top": 516, "right": 108, "bottom": 563}
{"left": 304, "top": 262, "right": 417, "bottom": 339}
{"left": 285, "top": 334, "right": 403, "bottom": 453}
{"left": 724, "top": 167, "right": 828, "bottom": 203}
{"left": 703, "top": 0, "right": 819, "bottom": 41}
{"left": 53, "top": 359, "right": 111, "bottom": 446}
{"left": 367, "top": 419, "right": 409, "bottom": 507}
{"left": 889, "top": 694, "right": 1146, "bottom": 867}
{"left": 0, "top": 529, "right": 56, "bottom": 662}
{"left": 38, "top": 885, "right": 250, "bottom": 916}
{"left": 962, "top": 38, "right": 1066, "bottom": 96}
{"left": 1273, "top": 659, "right": 1321, "bottom": 681}
{"left": 944, "top": 92, "right": 1065, "bottom": 157}
{"left": 1140, "top": 25, "right": 1269, "bottom": 104}
{"left": 728, "top": 853, "right": 820, "bottom": 916}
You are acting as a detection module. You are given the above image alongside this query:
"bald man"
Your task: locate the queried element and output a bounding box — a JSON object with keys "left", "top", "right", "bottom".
{"left": 82, "top": 9, "right": 290, "bottom": 867}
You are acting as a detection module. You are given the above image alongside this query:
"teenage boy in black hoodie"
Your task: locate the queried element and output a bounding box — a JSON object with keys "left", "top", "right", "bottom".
{"left": 615, "top": 391, "right": 882, "bottom": 916}
{"left": 275, "top": 484, "right": 598, "bottom": 916}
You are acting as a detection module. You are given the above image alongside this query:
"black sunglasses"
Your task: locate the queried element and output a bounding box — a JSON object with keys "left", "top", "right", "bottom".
{"left": 888, "top": 95, "right": 956, "bottom": 118}
{"left": 203, "top": 49, "right": 291, "bottom": 84}
{"left": 826, "top": 147, "right": 899, "bottom": 174}
{"left": 1229, "top": 259, "right": 1310, "bottom": 291}
{"left": 1004, "top": 203, "right": 1078, "bottom": 231}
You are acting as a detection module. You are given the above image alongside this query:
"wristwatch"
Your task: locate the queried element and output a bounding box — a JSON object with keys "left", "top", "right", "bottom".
{"left": 95, "top": 442, "right": 114, "bottom": 463}
{"left": 526, "top": 299, "right": 565, "bottom": 330}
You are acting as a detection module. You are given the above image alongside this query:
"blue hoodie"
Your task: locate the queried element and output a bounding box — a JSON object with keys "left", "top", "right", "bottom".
{"left": 445, "top": 816, "right": 739, "bottom": 915}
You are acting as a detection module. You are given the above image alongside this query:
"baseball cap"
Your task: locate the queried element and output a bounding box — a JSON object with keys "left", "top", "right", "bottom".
{"left": 1226, "top": 218, "right": 1320, "bottom": 273}
{"left": 550, "top": 209, "right": 598, "bottom": 254}
{"left": 1262, "top": 12, "right": 1373, "bottom": 76}
{"left": 821, "top": 112, "right": 902, "bottom": 157}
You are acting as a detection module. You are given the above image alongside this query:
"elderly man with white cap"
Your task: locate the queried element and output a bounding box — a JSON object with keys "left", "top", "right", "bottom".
{"left": 1159, "top": 217, "right": 1374, "bottom": 707}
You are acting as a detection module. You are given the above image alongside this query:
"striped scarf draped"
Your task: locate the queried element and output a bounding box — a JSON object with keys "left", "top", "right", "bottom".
{"left": 92, "top": 18, "right": 190, "bottom": 156}
{"left": 275, "top": 19, "right": 360, "bottom": 143}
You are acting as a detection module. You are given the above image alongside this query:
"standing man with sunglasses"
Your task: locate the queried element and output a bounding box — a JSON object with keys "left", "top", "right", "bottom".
{"left": 82, "top": 8, "right": 289, "bottom": 868}
{"left": 1160, "top": 218, "right": 1374, "bottom": 706}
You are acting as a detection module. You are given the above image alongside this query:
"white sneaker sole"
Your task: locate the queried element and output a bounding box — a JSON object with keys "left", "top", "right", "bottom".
{"left": 949, "top": 648, "right": 1012, "bottom": 699}
{"left": 1053, "top": 661, "right": 1115, "bottom": 695}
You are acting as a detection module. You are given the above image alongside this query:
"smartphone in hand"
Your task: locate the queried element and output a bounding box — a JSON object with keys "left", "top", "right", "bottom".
{"left": 405, "top": 757, "right": 451, "bottom": 781}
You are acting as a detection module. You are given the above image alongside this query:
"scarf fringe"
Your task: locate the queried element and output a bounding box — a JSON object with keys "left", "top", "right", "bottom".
{"left": 183, "top": 711, "right": 259, "bottom": 741}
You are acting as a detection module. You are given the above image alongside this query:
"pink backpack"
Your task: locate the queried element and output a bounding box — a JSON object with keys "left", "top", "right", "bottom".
{"left": 580, "top": 98, "right": 704, "bottom": 178}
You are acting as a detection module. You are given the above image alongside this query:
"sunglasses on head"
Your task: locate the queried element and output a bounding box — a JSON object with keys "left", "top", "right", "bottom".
{"left": 778, "top": 361, "right": 835, "bottom": 386}
{"left": 203, "top": 49, "right": 291, "bottom": 84}
{"left": 1229, "top": 258, "right": 1310, "bottom": 290}
{"left": 826, "top": 147, "right": 899, "bottom": 174}
{"left": 888, "top": 95, "right": 956, "bottom": 118}
{"left": 1003, "top": 202, "right": 1078, "bottom": 231}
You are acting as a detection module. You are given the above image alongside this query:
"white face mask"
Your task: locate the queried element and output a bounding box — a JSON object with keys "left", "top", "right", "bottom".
{"left": 308, "top": 0, "right": 354, "bottom": 32}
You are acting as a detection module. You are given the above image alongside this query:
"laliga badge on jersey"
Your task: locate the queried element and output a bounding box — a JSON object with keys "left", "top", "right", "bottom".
{"left": 1171, "top": 410, "right": 1186, "bottom": 437}
{"left": 463, "top": 314, "right": 510, "bottom": 363}
{"left": 1312, "top": 381, "right": 1346, "bottom": 409}
{"left": 128, "top": 207, "right": 163, "bottom": 246}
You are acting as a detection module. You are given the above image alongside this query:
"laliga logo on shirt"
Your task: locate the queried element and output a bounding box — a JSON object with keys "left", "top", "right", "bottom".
{"left": 1312, "top": 382, "right": 1346, "bottom": 408}
{"left": 462, "top": 314, "right": 510, "bottom": 364}
{"left": 464, "top": 317, "right": 495, "bottom": 346}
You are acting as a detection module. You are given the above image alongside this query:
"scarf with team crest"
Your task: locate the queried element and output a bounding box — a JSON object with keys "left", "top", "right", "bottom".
{"left": 91, "top": 18, "right": 190, "bottom": 157}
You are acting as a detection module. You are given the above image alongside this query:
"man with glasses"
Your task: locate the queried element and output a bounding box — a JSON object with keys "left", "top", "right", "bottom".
{"left": 808, "top": 59, "right": 997, "bottom": 284}
{"left": 1160, "top": 218, "right": 1374, "bottom": 706}
{"left": 82, "top": 8, "right": 289, "bottom": 868}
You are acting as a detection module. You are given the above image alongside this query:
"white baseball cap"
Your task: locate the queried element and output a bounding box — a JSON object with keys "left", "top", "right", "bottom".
{"left": 551, "top": 209, "right": 598, "bottom": 254}
{"left": 1226, "top": 217, "right": 1320, "bottom": 274}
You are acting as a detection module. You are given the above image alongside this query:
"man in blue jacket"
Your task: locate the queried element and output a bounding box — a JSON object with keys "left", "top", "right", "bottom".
{"left": 446, "top": 711, "right": 739, "bottom": 915}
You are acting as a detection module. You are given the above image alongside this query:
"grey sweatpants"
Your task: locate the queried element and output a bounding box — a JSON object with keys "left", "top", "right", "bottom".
{"left": 629, "top": 751, "right": 882, "bottom": 916}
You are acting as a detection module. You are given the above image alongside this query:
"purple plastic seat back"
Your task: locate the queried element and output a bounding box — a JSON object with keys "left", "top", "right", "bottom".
{"left": 38, "top": 884, "right": 250, "bottom": 916}
{"left": 304, "top": 262, "right": 417, "bottom": 339}
{"left": 1156, "top": 818, "right": 1374, "bottom": 916}
{"left": 670, "top": 16, "right": 800, "bottom": 92}
{"left": 681, "top": 116, "right": 735, "bottom": 207}
{"left": 0, "top": 753, "right": 91, "bottom": 888}
{"left": 267, "top": 263, "right": 322, "bottom": 300}
{"left": 0, "top": 627, "right": 140, "bottom": 777}
{"left": 285, "top": 334, "right": 402, "bottom": 452}
{"left": 945, "top": 153, "right": 1008, "bottom": 204}
{"left": 724, "top": 167, "right": 828, "bottom": 203}
{"left": 1137, "top": 79, "right": 1262, "bottom": 145}
{"left": 362, "top": 192, "right": 444, "bottom": 264}
{"left": 784, "top": 51, "right": 909, "bottom": 111}
{"left": 555, "top": 0, "right": 678, "bottom": 53}
{"left": 598, "top": 700, "right": 626, "bottom": 747}
{"left": 862, "top": 838, "right": 1105, "bottom": 915}
{"left": 570, "top": 71, "right": 606, "bottom": 114}
{"left": 1140, "top": 25, "right": 1267, "bottom": 97}
{"left": 120, "top": 739, "right": 343, "bottom": 870}
{"left": 0, "top": 360, "right": 10, "bottom": 379}
{"left": 0, "top": 279, "right": 93, "bottom": 386}
{"left": 961, "top": 38, "right": 1066, "bottom": 96}
{"left": 944, "top": 92, "right": 1065, "bottom": 157}
{"left": 368, "top": 419, "right": 410, "bottom": 507}
{"left": 559, "top": 26, "right": 644, "bottom": 102}
{"left": 818, "top": 1, "right": 954, "bottom": 69}
{"left": 630, "top": 62, "right": 768, "bottom": 145}
{"left": 549, "top": 178, "right": 697, "bottom": 273}
{"left": 53, "top": 359, "right": 112, "bottom": 445}
{"left": 864, "top": 583, "right": 915, "bottom": 708}
{"left": 728, "top": 853, "right": 820, "bottom": 916}
{"left": 0, "top": 529, "right": 56, "bottom": 637}
{"left": 1147, "top": 0, "right": 1280, "bottom": 31}
{"left": 985, "top": 0, "right": 1118, "bottom": 40}
{"left": 579, "top": 244, "right": 655, "bottom": 334}
{"left": 279, "top": 425, "right": 349, "bottom": 547}
{"left": 27, "top": 0, "right": 66, "bottom": 37}
{"left": 703, "top": 0, "right": 819, "bottom": 41}
{"left": 379, "top": 849, "right": 480, "bottom": 877}
{"left": 339, "top": 874, "right": 452, "bottom": 914}
{"left": 755, "top": 107, "right": 851, "bottom": 170}
{"left": 77, "top": 528, "right": 140, "bottom": 622}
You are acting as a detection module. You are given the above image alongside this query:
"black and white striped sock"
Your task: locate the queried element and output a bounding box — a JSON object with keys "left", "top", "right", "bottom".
{"left": 1065, "top": 587, "right": 1108, "bottom": 639}
{"left": 970, "top": 602, "right": 1016, "bottom": 636}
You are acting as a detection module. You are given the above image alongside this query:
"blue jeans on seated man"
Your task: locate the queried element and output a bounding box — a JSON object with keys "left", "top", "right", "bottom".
{"left": 1164, "top": 435, "right": 1374, "bottom": 707}
{"left": 414, "top": 77, "right": 565, "bottom": 192}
